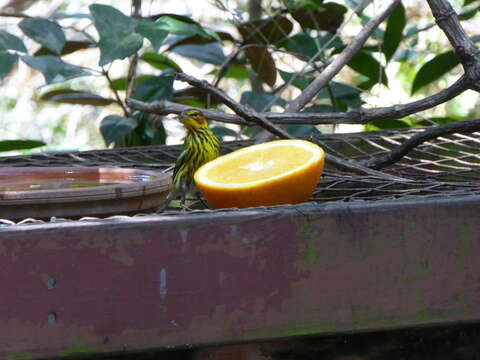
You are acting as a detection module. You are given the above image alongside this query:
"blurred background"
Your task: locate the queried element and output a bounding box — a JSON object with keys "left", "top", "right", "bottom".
{"left": 0, "top": 0, "right": 478, "bottom": 154}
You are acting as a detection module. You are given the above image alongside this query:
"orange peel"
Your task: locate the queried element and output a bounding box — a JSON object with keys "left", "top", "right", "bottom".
{"left": 194, "top": 139, "right": 325, "bottom": 209}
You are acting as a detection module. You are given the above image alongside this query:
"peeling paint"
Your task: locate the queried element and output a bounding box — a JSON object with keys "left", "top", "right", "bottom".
{"left": 159, "top": 268, "right": 168, "bottom": 298}
{"left": 179, "top": 229, "right": 189, "bottom": 243}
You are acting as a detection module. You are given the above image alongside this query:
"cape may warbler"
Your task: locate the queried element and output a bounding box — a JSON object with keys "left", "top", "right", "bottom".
{"left": 160, "top": 109, "right": 220, "bottom": 210}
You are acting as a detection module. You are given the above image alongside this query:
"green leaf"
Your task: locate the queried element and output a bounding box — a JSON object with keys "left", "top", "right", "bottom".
{"left": 317, "top": 81, "right": 362, "bottom": 98}
{"left": 140, "top": 52, "right": 182, "bottom": 72}
{"left": 154, "top": 14, "right": 220, "bottom": 40}
{"left": 0, "top": 139, "right": 45, "bottom": 152}
{"left": 135, "top": 19, "right": 169, "bottom": 52}
{"left": 279, "top": 70, "right": 312, "bottom": 90}
{"left": 21, "top": 55, "right": 89, "bottom": 84}
{"left": 89, "top": 4, "right": 144, "bottom": 66}
{"left": 459, "top": 3, "right": 480, "bottom": 20}
{"left": 0, "top": 30, "right": 27, "bottom": 52}
{"left": 100, "top": 115, "right": 138, "bottom": 146}
{"left": 411, "top": 51, "right": 459, "bottom": 94}
{"left": 40, "top": 89, "right": 117, "bottom": 105}
{"left": 303, "top": 104, "right": 336, "bottom": 113}
{"left": 165, "top": 31, "right": 234, "bottom": 50}
{"left": 416, "top": 116, "right": 460, "bottom": 126}
{"left": 133, "top": 74, "right": 174, "bottom": 102}
{"left": 19, "top": 18, "right": 65, "bottom": 55}
{"left": 209, "top": 65, "right": 249, "bottom": 79}
{"left": 173, "top": 87, "right": 223, "bottom": 105}
{"left": 109, "top": 75, "right": 154, "bottom": 91}
{"left": 211, "top": 125, "right": 238, "bottom": 138}
{"left": 464, "top": 0, "right": 479, "bottom": 6}
{"left": 0, "top": 52, "right": 18, "bottom": 79}
{"left": 365, "top": 119, "right": 410, "bottom": 131}
{"left": 348, "top": 51, "right": 388, "bottom": 86}
{"left": 240, "top": 91, "right": 286, "bottom": 111}
{"left": 383, "top": 2, "right": 406, "bottom": 62}
{"left": 277, "top": 32, "right": 343, "bottom": 60}
{"left": 277, "top": 33, "right": 317, "bottom": 60}
{"left": 285, "top": 124, "right": 321, "bottom": 136}
{"left": 171, "top": 42, "right": 226, "bottom": 65}
{"left": 34, "top": 40, "right": 95, "bottom": 56}
{"left": 290, "top": 2, "right": 347, "bottom": 33}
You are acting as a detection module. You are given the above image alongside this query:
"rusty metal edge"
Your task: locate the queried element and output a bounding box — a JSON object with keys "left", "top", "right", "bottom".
{"left": 1, "top": 194, "right": 479, "bottom": 234}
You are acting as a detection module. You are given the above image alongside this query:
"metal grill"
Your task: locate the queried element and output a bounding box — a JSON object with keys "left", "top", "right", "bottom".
{"left": 1, "top": 128, "right": 480, "bottom": 225}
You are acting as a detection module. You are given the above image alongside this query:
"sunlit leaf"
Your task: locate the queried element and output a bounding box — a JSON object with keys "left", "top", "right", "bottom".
{"left": 383, "top": 2, "right": 406, "bottom": 62}
{"left": 0, "top": 139, "right": 45, "bottom": 152}
{"left": 21, "top": 55, "right": 89, "bottom": 84}
{"left": 0, "top": 30, "right": 27, "bottom": 52}
{"left": 19, "top": 18, "right": 65, "bottom": 55}
{"left": 0, "top": 52, "right": 18, "bottom": 79}
{"left": 411, "top": 51, "right": 459, "bottom": 94}
{"left": 89, "top": 4, "right": 143, "bottom": 66}
{"left": 136, "top": 19, "right": 169, "bottom": 52}
{"left": 100, "top": 115, "right": 138, "bottom": 146}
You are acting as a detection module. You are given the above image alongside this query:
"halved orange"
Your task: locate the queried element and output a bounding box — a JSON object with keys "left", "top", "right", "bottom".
{"left": 194, "top": 139, "right": 325, "bottom": 209}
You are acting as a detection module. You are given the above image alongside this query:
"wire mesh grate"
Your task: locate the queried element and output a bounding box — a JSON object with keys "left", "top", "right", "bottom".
{"left": 1, "top": 128, "right": 480, "bottom": 225}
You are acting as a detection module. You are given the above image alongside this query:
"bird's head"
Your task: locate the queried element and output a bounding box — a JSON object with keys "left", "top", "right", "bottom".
{"left": 180, "top": 109, "right": 209, "bottom": 132}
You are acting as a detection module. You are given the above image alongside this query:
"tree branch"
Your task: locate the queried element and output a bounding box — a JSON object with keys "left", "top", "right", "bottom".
{"left": 361, "top": 118, "right": 480, "bottom": 169}
{"left": 174, "top": 72, "right": 293, "bottom": 139}
{"left": 127, "top": 75, "right": 468, "bottom": 126}
{"left": 285, "top": 0, "right": 402, "bottom": 113}
{"left": 426, "top": 0, "right": 480, "bottom": 86}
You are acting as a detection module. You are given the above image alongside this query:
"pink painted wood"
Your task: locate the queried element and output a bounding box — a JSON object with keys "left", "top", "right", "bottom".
{"left": 0, "top": 195, "right": 480, "bottom": 358}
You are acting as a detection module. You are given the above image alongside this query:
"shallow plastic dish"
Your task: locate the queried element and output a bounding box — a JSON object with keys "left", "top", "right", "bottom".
{"left": 0, "top": 167, "right": 171, "bottom": 220}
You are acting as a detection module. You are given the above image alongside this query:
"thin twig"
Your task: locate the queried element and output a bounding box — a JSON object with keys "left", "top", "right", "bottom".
{"left": 285, "top": 0, "right": 401, "bottom": 113}
{"left": 362, "top": 118, "right": 480, "bottom": 169}
{"left": 0, "top": 12, "right": 31, "bottom": 18}
{"left": 175, "top": 72, "right": 293, "bottom": 139}
{"left": 103, "top": 69, "right": 130, "bottom": 117}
